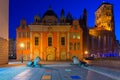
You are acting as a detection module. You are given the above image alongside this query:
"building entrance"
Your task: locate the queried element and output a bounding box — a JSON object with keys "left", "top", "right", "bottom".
{"left": 61, "top": 51, "right": 66, "bottom": 60}
{"left": 46, "top": 47, "right": 55, "bottom": 61}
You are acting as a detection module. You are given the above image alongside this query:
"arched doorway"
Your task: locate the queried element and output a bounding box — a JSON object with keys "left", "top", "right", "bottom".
{"left": 46, "top": 47, "right": 55, "bottom": 61}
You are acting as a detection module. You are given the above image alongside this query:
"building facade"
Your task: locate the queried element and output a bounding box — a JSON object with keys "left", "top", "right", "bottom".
{"left": 9, "top": 39, "right": 16, "bottom": 59}
{"left": 16, "top": 8, "right": 84, "bottom": 61}
{"left": 89, "top": 3, "right": 116, "bottom": 58}
{"left": 16, "top": 2, "right": 118, "bottom": 61}
{"left": 0, "top": 0, "right": 8, "bottom": 64}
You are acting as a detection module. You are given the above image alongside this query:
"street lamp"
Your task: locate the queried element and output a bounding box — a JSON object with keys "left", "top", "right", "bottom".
{"left": 84, "top": 51, "right": 88, "bottom": 58}
{"left": 20, "top": 43, "right": 25, "bottom": 63}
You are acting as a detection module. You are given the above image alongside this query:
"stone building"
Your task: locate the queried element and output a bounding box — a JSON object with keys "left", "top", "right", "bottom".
{"left": 0, "top": 0, "right": 8, "bottom": 64}
{"left": 16, "top": 2, "right": 117, "bottom": 61}
{"left": 9, "top": 39, "right": 16, "bottom": 59}
{"left": 16, "top": 8, "right": 84, "bottom": 61}
{"left": 89, "top": 2, "right": 116, "bottom": 58}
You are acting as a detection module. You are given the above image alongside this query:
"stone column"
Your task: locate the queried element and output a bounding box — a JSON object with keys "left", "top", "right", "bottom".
{"left": 67, "top": 32, "right": 70, "bottom": 60}
{"left": 41, "top": 33, "right": 43, "bottom": 59}
{"left": 98, "top": 36, "right": 100, "bottom": 49}
{"left": 104, "top": 35, "right": 106, "bottom": 51}
{"left": 57, "top": 32, "right": 60, "bottom": 60}
{"left": 30, "top": 32, "right": 33, "bottom": 60}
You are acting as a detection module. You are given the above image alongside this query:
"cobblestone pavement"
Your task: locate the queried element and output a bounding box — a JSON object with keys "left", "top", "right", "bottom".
{"left": 0, "top": 63, "right": 119, "bottom": 80}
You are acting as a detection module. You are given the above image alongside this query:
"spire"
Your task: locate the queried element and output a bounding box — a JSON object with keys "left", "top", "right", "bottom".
{"left": 60, "top": 8, "right": 65, "bottom": 23}
{"left": 83, "top": 8, "right": 87, "bottom": 26}
{"left": 20, "top": 18, "right": 27, "bottom": 28}
{"left": 60, "top": 8, "right": 65, "bottom": 18}
{"left": 83, "top": 8, "right": 87, "bottom": 15}
{"left": 66, "top": 12, "right": 73, "bottom": 24}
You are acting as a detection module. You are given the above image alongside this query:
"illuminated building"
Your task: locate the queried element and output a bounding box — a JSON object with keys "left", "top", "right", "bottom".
{"left": 16, "top": 7, "right": 84, "bottom": 61}
{"left": 0, "top": 0, "right": 8, "bottom": 64}
{"left": 89, "top": 2, "right": 116, "bottom": 57}
{"left": 16, "top": 2, "right": 118, "bottom": 61}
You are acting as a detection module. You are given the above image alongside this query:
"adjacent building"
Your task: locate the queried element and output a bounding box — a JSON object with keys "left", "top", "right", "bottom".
{"left": 89, "top": 3, "right": 116, "bottom": 57}
{"left": 9, "top": 39, "right": 16, "bottom": 59}
{"left": 0, "top": 0, "right": 9, "bottom": 64}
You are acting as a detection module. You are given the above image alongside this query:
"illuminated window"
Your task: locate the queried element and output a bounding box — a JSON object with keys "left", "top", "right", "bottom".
{"left": 48, "top": 37, "right": 52, "bottom": 46}
{"left": 61, "top": 37, "right": 65, "bottom": 46}
{"left": 69, "top": 42, "right": 73, "bottom": 50}
{"left": 35, "top": 37, "right": 39, "bottom": 45}
{"left": 77, "top": 34, "right": 80, "bottom": 39}
{"left": 73, "top": 33, "right": 76, "bottom": 39}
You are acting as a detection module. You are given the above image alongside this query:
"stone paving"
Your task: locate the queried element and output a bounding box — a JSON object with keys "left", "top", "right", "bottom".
{"left": 84, "top": 66, "right": 120, "bottom": 80}
{"left": 0, "top": 63, "right": 119, "bottom": 80}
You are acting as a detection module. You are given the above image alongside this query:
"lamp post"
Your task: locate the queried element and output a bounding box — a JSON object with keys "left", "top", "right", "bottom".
{"left": 20, "top": 43, "right": 25, "bottom": 63}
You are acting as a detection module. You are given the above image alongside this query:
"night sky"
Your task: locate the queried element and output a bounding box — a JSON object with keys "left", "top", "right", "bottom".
{"left": 9, "top": 0, "right": 120, "bottom": 42}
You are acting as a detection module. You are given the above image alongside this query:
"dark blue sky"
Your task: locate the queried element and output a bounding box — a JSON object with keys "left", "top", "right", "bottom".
{"left": 9, "top": 0, "right": 120, "bottom": 41}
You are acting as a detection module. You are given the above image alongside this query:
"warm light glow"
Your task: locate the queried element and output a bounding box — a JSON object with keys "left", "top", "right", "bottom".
{"left": 20, "top": 43, "right": 25, "bottom": 48}
{"left": 84, "top": 51, "right": 88, "bottom": 54}
{"left": 108, "top": 28, "right": 111, "bottom": 31}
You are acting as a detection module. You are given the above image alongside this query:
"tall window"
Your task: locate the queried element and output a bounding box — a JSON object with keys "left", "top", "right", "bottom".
{"left": 48, "top": 37, "right": 52, "bottom": 46}
{"left": 35, "top": 37, "right": 39, "bottom": 45}
{"left": 73, "top": 33, "right": 76, "bottom": 39}
{"left": 61, "top": 37, "right": 65, "bottom": 46}
{"left": 77, "top": 42, "right": 80, "bottom": 50}
{"left": 69, "top": 42, "right": 73, "bottom": 50}
{"left": 77, "top": 34, "right": 80, "bottom": 39}
{"left": 74, "top": 43, "right": 76, "bottom": 50}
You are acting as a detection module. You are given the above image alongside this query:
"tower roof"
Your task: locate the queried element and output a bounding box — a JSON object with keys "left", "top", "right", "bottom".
{"left": 96, "top": 2, "right": 113, "bottom": 12}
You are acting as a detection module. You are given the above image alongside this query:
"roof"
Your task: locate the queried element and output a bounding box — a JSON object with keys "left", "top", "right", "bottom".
{"left": 95, "top": 2, "right": 113, "bottom": 12}
{"left": 42, "top": 8, "right": 58, "bottom": 19}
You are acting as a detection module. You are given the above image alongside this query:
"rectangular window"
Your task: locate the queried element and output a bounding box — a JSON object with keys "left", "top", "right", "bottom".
{"left": 77, "top": 42, "right": 80, "bottom": 50}
{"left": 69, "top": 42, "right": 73, "bottom": 50}
{"left": 35, "top": 37, "right": 39, "bottom": 45}
{"left": 61, "top": 37, "right": 65, "bottom": 46}
{"left": 77, "top": 33, "right": 80, "bottom": 39}
{"left": 74, "top": 43, "right": 76, "bottom": 50}
{"left": 48, "top": 37, "right": 52, "bottom": 46}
